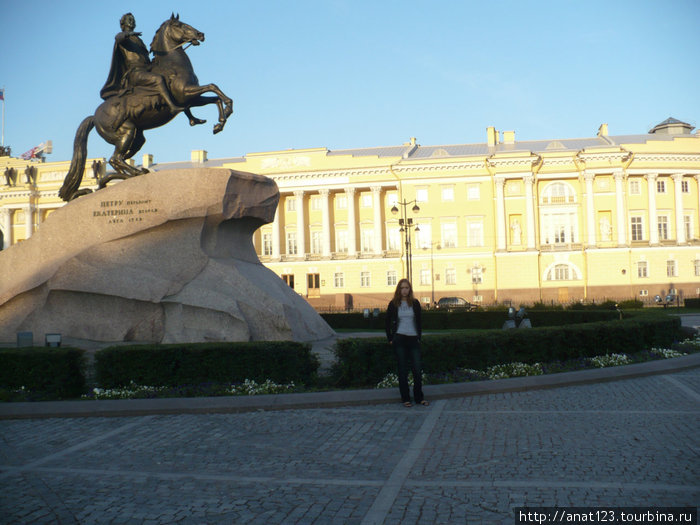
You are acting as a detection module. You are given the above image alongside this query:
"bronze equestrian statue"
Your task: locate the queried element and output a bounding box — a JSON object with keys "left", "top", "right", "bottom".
{"left": 59, "top": 13, "right": 233, "bottom": 201}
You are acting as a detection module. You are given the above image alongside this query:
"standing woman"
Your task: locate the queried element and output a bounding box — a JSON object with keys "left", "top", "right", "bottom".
{"left": 385, "top": 279, "right": 428, "bottom": 407}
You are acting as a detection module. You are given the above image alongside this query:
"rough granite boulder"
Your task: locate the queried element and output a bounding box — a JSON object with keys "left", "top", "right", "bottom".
{"left": 0, "top": 168, "right": 334, "bottom": 344}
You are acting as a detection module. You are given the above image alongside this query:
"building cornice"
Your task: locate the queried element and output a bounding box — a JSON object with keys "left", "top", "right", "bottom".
{"left": 630, "top": 153, "right": 700, "bottom": 164}
{"left": 576, "top": 151, "right": 632, "bottom": 164}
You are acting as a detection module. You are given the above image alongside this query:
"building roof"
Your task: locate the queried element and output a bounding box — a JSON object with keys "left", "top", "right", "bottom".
{"left": 147, "top": 122, "right": 698, "bottom": 169}
{"left": 648, "top": 117, "right": 694, "bottom": 134}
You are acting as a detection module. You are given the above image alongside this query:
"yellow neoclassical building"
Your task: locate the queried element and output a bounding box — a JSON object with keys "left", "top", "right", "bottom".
{"left": 2, "top": 118, "right": 699, "bottom": 310}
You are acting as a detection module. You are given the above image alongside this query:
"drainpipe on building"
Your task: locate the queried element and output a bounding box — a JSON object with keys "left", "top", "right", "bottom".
{"left": 484, "top": 155, "right": 498, "bottom": 304}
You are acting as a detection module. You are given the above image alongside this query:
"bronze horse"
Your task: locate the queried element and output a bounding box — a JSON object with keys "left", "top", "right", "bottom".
{"left": 59, "top": 15, "right": 233, "bottom": 201}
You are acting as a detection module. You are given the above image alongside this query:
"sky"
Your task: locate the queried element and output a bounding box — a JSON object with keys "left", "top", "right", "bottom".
{"left": 1, "top": 0, "right": 699, "bottom": 164}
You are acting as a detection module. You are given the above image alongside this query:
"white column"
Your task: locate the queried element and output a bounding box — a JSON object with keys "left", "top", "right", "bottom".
{"left": 494, "top": 176, "right": 506, "bottom": 251}
{"left": 524, "top": 174, "right": 536, "bottom": 249}
{"left": 672, "top": 173, "right": 686, "bottom": 244}
{"left": 294, "top": 190, "right": 305, "bottom": 257}
{"left": 613, "top": 171, "right": 626, "bottom": 246}
{"left": 271, "top": 203, "right": 280, "bottom": 258}
{"left": 646, "top": 173, "right": 659, "bottom": 245}
{"left": 346, "top": 187, "right": 357, "bottom": 256}
{"left": 696, "top": 175, "right": 700, "bottom": 231}
{"left": 371, "top": 186, "right": 383, "bottom": 255}
{"left": 24, "top": 205, "right": 34, "bottom": 240}
{"left": 584, "top": 172, "right": 596, "bottom": 246}
{"left": 319, "top": 188, "right": 331, "bottom": 256}
{"left": 0, "top": 208, "right": 11, "bottom": 249}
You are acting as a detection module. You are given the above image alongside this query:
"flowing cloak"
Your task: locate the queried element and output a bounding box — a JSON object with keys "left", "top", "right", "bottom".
{"left": 100, "top": 32, "right": 152, "bottom": 100}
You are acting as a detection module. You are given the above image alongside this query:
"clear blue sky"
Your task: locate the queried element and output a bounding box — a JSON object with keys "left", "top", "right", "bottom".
{"left": 1, "top": 0, "right": 698, "bottom": 164}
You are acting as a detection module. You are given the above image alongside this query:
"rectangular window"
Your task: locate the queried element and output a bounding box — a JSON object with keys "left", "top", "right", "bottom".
{"left": 415, "top": 222, "right": 431, "bottom": 249}
{"left": 335, "top": 194, "right": 347, "bottom": 209}
{"left": 666, "top": 260, "right": 677, "bottom": 277}
{"left": 262, "top": 232, "right": 273, "bottom": 256}
{"left": 472, "top": 266, "right": 483, "bottom": 284}
{"left": 637, "top": 261, "right": 648, "bottom": 278}
{"left": 419, "top": 268, "right": 430, "bottom": 286}
{"left": 360, "top": 271, "right": 371, "bottom": 288}
{"left": 282, "top": 274, "right": 294, "bottom": 289}
{"left": 684, "top": 215, "right": 692, "bottom": 240}
{"left": 387, "top": 228, "right": 401, "bottom": 251}
{"left": 639, "top": 290, "right": 648, "bottom": 297}
{"left": 695, "top": 259, "right": 700, "bottom": 277}
{"left": 333, "top": 272, "right": 344, "bottom": 288}
{"left": 657, "top": 180, "right": 666, "bottom": 193}
{"left": 658, "top": 216, "right": 669, "bottom": 240}
{"left": 629, "top": 180, "right": 641, "bottom": 195}
{"left": 630, "top": 216, "right": 644, "bottom": 241}
{"left": 445, "top": 268, "right": 456, "bottom": 285}
{"left": 310, "top": 196, "right": 321, "bottom": 211}
{"left": 286, "top": 232, "right": 297, "bottom": 255}
{"left": 386, "top": 270, "right": 397, "bottom": 287}
{"left": 286, "top": 197, "right": 297, "bottom": 212}
{"left": 336, "top": 230, "right": 348, "bottom": 253}
{"left": 310, "top": 231, "right": 322, "bottom": 254}
{"left": 681, "top": 180, "right": 690, "bottom": 193}
{"left": 415, "top": 187, "right": 429, "bottom": 202}
{"left": 467, "top": 184, "right": 480, "bottom": 200}
{"left": 360, "top": 229, "right": 373, "bottom": 252}
{"left": 441, "top": 222, "right": 457, "bottom": 248}
{"left": 307, "top": 273, "right": 320, "bottom": 297}
{"left": 441, "top": 185, "right": 454, "bottom": 202}
{"left": 361, "top": 194, "right": 372, "bottom": 207}
{"left": 467, "top": 219, "right": 484, "bottom": 247}
{"left": 387, "top": 193, "right": 399, "bottom": 207}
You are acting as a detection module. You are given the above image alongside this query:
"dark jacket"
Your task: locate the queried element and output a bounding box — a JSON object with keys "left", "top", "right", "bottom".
{"left": 385, "top": 298, "right": 422, "bottom": 342}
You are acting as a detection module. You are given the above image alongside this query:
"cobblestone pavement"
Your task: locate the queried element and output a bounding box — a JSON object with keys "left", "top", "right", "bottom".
{"left": 1, "top": 369, "right": 698, "bottom": 524}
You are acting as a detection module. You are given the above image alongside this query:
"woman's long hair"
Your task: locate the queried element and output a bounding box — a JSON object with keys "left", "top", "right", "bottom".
{"left": 391, "top": 278, "right": 414, "bottom": 307}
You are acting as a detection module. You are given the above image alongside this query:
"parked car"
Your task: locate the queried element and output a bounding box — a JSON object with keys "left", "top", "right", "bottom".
{"left": 435, "top": 296, "right": 477, "bottom": 311}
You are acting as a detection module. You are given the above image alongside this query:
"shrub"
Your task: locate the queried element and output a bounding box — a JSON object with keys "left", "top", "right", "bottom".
{"left": 617, "top": 299, "right": 644, "bottom": 309}
{"left": 0, "top": 347, "right": 86, "bottom": 399}
{"left": 95, "top": 341, "right": 319, "bottom": 388}
{"left": 330, "top": 314, "right": 681, "bottom": 387}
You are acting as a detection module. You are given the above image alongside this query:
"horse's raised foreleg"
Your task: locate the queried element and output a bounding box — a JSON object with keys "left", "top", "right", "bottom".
{"left": 184, "top": 107, "right": 206, "bottom": 126}
{"left": 182, "top": 84, "right": 233, "bottom": 134}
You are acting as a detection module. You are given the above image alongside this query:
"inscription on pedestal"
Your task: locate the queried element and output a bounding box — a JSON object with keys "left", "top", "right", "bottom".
{"left": 92, "top": 199, "right": 159, "bottom": 224}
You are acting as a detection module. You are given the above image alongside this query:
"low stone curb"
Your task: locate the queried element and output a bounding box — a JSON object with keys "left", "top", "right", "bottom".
{"left": 1, "top": 352, "right": 698, "bottom": 420}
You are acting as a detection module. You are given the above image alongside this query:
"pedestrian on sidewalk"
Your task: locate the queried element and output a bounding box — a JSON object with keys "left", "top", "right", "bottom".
{"left": 385, "top": 279, "right": 428, "bottom": 407}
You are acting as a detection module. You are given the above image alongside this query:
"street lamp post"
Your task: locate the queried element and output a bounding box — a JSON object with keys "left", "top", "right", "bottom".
{"left": 391, "top": 199, "right": 420, "bottom": 284}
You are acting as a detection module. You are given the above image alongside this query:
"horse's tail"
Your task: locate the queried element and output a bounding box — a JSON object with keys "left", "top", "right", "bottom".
{"left": 59, "top": 116, "right": 95, "bottom": 201}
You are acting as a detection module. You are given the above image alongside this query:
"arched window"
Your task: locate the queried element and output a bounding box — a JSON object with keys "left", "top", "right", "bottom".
{"left": 541, "top": 182, "right": 576, "bottom": 204}
{"left": 544, "top": 262, "right": 581, "bottom": 281}
{"left": 540, "top": 182, "right": 579, "bottom": 245}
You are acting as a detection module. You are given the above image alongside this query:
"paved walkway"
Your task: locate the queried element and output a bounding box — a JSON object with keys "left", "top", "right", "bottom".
{"left": 1, "top": 355, "right": 698, "bottom": 524}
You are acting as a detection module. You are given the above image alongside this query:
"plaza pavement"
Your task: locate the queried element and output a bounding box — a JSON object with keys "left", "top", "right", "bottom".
{"left": 1, "top": 352, "right": 698, "bottom": 524}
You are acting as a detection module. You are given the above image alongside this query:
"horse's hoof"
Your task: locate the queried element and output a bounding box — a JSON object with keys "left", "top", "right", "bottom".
{"left": 213, "top": 123, "right": 224, "bottom": 134}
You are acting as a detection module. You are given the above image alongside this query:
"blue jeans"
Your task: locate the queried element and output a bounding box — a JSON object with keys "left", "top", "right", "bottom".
{"left": 393, "top": 334, "right": 423, "bottom": 403}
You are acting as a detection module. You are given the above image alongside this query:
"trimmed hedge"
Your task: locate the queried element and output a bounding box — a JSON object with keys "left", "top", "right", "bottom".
{"left": 0, "top": 347, "right": 86, "bottom": 399}
{"left": 330, "top": 314, "right": 681, "bottom": 387}
{"left": 322, "top": 310, "right": 618, "bottom": 331}
{"left": 94, "top": 341, "right": 319, "bottom": 388}
{"left": 684, "top": 298, "right": 700, "bottom": 308}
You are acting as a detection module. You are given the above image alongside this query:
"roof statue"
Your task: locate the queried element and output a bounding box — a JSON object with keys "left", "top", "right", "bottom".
{"left": 59, "top": 13, "right": 233, "bottom": 201}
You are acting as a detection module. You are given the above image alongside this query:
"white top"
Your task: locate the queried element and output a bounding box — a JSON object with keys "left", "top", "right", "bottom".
{"left": 396, "top": 301, "right": 417, "bottom": 336}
